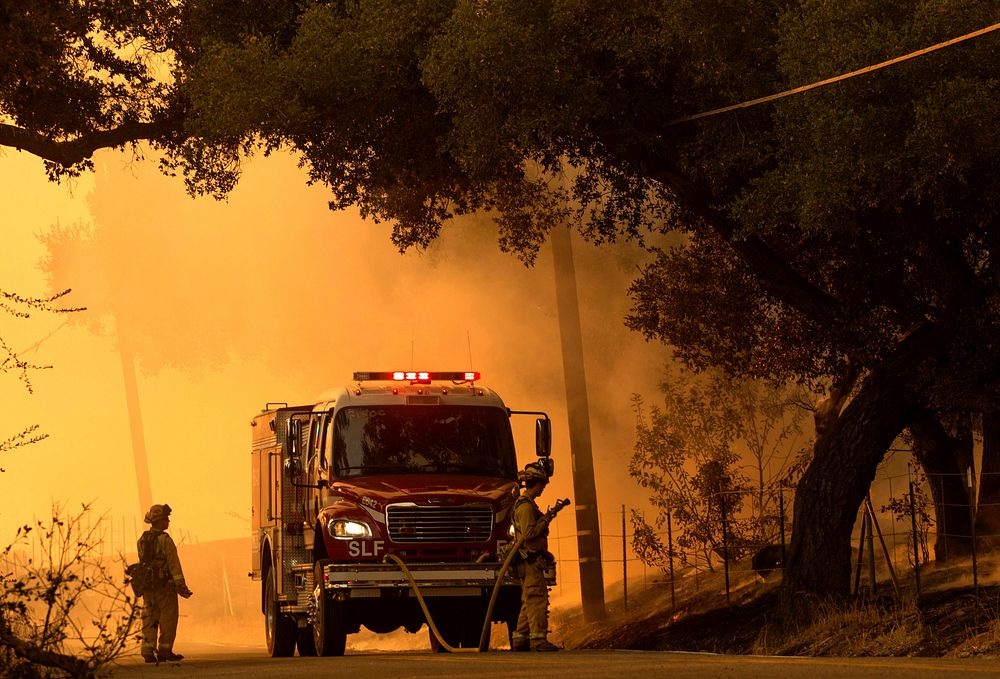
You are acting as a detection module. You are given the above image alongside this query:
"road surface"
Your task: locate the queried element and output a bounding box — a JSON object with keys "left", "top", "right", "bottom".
{"left": 111, "top": 646, "right": 1000, "bottom": 678}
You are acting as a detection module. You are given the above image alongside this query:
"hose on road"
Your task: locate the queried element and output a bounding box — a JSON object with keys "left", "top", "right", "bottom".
{"left": 383, "top": 532, "right": 525, "bottom": 653}
{"left": 383, "top": 498, "right": 570, "bottom": 653}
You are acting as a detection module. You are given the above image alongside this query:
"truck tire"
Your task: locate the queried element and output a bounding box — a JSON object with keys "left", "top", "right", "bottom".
{"left": 264, "top": 569, "right": 296, "bottom": 657}
{"left": 312, "top": 562, "right": 347, "bottom": 656}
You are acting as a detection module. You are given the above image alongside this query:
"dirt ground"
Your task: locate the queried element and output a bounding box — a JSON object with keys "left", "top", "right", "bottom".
{"left": 552, "top": 560, "right": 1000, "bottom": 658}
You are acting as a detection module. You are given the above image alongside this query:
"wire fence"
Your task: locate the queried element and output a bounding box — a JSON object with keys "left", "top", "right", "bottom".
{"left": 548, "top": 496, "right": 794, "bottom": 610}
{"left": 12, "top": 460, "right": 1000, "bottom": 615}
{"left": 549, "top": 462, "right": 1000, "bottom": 610}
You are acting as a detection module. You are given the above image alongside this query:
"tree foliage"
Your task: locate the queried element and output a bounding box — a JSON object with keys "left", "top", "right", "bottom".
{"left": 879, "top": 464, "right": 933, "bottom": 568}
{"left": 7, "top": 0, "right": 1000, "bottom": 597}
{"left": 629, "top": 371, "right": 808, "bottom": 571}
{"left": 0, "top": 0, "right": 183, "bottom": 175}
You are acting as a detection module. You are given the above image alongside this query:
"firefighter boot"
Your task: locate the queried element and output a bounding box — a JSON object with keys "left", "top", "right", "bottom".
{"left": 510, "top": 633, "right": 530, "bottom": 652}
{"left": 157, "top": 652, "right": 184, "bottom": 662}
{"left": 531, "top": 639, "right": 561, "bottom": 652}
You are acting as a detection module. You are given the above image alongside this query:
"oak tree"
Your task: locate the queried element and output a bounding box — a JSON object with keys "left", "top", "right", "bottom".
{"left": 7, "top": 0, "right": 1000, "bottom": 599}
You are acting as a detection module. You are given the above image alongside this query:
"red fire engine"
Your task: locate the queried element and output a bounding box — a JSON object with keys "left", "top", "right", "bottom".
{"left": 249, "top": 371, "right": 557, "bottom": 656}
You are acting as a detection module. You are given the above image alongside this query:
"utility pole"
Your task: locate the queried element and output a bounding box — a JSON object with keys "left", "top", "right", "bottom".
{"left": 550, "top": 225, "right": 607, "bottom": 622}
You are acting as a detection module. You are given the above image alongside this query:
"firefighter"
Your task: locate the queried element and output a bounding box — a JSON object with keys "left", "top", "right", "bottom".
{"left": 511, "top": 463, "right": 560, "bottom": 652}
{"left": 137, "top": 503, "right": 193, "bottom": 663}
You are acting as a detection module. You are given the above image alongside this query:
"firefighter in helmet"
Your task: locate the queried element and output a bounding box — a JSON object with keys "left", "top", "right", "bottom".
{"left": 137, "top": 503, "right": 193, "bottom": 663}
{"left": 511, "top": 462, "right": 560, "bottom": 652}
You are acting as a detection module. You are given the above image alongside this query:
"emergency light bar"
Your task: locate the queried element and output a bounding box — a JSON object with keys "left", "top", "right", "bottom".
{"left": 353, "top": 371, "right": 480, "bottom": 382}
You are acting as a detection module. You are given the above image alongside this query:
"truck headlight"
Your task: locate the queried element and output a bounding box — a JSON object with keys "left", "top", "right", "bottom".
{"left": 328, "top": 519, "right": 373, "bottom": 539}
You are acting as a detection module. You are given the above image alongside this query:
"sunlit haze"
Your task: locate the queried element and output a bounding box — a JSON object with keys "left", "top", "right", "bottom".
{"left": 1, "top": 146, "right": 669, "bottom": 639}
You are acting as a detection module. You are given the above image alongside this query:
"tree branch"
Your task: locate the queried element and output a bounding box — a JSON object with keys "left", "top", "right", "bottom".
{"left": 647, "top": 165, "right": 842, "bottom": 324}
{"left": 0, "top": 115, "right": 184, "bottom": 167}
{"left": 0, "top": 621, "right": 92, "bottom": 678}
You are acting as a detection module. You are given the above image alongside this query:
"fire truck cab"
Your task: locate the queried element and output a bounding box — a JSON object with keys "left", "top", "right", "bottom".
{"left": 250, "top": 371, "right": 555, "bottom": 656}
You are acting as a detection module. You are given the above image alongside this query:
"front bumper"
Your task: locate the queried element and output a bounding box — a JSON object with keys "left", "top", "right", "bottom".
{"left": 283, "top": 560, "right": 554, "bottom": 612}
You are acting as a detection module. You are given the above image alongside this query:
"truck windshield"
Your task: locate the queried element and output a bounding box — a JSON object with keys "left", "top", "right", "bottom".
{"left": 332, "top": 406, "right": 517, "bottom": 479}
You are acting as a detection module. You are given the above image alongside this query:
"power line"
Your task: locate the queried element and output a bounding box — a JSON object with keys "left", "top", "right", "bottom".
{"left": 669, "top": 20, "right": 1000, "bottom": 125}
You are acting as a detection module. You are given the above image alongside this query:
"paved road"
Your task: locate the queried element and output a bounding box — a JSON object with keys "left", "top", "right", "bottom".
{"left": 111, "top": 646, "right": 1000, "bottom": 679}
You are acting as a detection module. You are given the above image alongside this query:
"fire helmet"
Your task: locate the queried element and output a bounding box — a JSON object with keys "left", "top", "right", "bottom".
{"left": 144, "top": 504, "right": 172, "bottom": 524}
{"left": 519, "top": 463, "right": 549, "bottom": 485}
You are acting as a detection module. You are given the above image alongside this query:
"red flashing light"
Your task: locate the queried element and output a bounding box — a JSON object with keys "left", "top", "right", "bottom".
{"left": 354, "top": 371, "right": 480, "bottom": 383}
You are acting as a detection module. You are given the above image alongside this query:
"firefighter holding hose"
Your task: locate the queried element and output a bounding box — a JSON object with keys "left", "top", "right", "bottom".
{"left": 511, "top": 462, "right": 566, "bottom": 652}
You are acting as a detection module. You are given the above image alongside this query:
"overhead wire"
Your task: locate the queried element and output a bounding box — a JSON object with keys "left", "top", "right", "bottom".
{"left": 668, "top": 20, "right": 1000, "bottom": 125}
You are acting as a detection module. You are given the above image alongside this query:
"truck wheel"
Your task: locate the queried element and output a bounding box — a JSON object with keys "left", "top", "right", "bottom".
{"left": 264, "top": 570, "right": 296, "bottom": 657}
{"left": 312, "top": 562, "right": 347, "bottom": 656}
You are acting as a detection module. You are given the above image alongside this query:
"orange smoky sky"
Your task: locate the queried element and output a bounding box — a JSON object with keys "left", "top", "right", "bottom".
{"left": 1, "top": 146, "right": 670, "bottom": 612}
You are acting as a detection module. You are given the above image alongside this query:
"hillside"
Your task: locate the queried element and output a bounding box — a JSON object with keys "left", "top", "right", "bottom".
{"left": 552, "top": 559, "right": 1000, "bottom": 657}
{"left": 162, "top": 538, "right": 1000, "bottom": 657}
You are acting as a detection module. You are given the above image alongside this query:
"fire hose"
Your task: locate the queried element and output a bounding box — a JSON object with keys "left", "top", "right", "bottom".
{"left": 383, "top": 498, "right": 570, "bottom": 653}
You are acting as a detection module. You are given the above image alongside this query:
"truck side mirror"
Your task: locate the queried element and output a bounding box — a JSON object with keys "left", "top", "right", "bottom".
{"left": 284, "top": 418, "right": 303, "bottom": 478}
{"left": 283, "top": 457, "right": 303, "bottom": 478}
{"left": 535, "top": 418, "right": 551, "bottom": 457}
{"left": 541, "top": 457, "right": 554, "bottom": 478}
{"left": 286, "top": 419, "right": 300, "bottom": 455}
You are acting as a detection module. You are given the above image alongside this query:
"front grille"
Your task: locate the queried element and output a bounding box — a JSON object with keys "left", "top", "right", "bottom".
{"left": 386, "top": 504, "right": 494, "bottom": 543}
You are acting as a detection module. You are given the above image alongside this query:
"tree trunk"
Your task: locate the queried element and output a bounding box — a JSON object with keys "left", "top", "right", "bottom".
{"left": 910, "top": 414, "right": 974, "bottom": 561}
{"left": 117, "top": 319, "right": 153, "bottom": 516}
{"left": 783, "top": 328, "right": 938, "bottom": 601}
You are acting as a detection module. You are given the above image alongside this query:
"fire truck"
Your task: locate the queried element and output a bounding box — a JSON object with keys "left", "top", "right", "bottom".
{"left": 249, "top": 370, "right": 557, "bottom": 656}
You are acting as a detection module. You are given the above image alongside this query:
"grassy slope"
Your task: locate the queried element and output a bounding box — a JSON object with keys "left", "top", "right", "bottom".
{"left": 552, "top": 560, "right": 1000, "bottom": 657}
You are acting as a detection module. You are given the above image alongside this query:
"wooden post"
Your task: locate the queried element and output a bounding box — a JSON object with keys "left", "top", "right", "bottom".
{"left": 667, "top": 509, "right": 676, "bottom": 611}
{"left": 720, "top": 492, "right": 731, "bottom": 605}
{"left": 622, "top": 504, "right": 628, "bottom": 611}
{"left": 551, "top": 226, "right": 606, "bottom": 622}
{"left": 853, "top": 509, "right": 867, "bottom": 596}
{"left": 909, "top": 466, "right": 921, "bottom": 599}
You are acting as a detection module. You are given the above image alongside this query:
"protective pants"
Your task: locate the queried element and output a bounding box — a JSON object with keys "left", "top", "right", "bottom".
{"left": 141, "top": 584, "right": 179, "bottom": 656}
{"left": 513, "top": 558, "right": 549, "bottom": 646}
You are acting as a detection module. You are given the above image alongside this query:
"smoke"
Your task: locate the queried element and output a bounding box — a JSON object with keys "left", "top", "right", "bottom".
{"left": 4, "top": 147, "right": 670, "bottom": 634}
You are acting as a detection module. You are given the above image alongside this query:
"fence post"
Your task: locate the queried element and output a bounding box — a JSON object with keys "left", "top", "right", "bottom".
{"left": 720, "top": 492, "right": 730, "bottom": 606}
{"left": 865, "top": 495, "right": 900, "bottom": 597}
{"left": 909, "top": 464, "right": 921, "bottom": 599}
{"left": 968, "top": 466, "right": 979, "bottom": 603}
{"left": 667, "top": 509, "right": 676, "bottom": 611}
{"left": 865, "top": 506, "right": 877, "bottom": 594}
{"left": 938, "top": 474, "right": 948, "bottom": 562}
{"left": 778, "top": 487, "right": 787, "bottom": 570}
{"left": 621, "top": 504, "right": 627, "bottom": 612}
{"left": 854, "top": 507, "right": 867, "bottom": 596}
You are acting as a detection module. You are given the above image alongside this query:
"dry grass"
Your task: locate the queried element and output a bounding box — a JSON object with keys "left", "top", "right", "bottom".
{"left": 552, "top": 561, "right": 1000, "bottom": 658}
{"left": 757, "top": 596, "right": 926, "bottom": 656}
